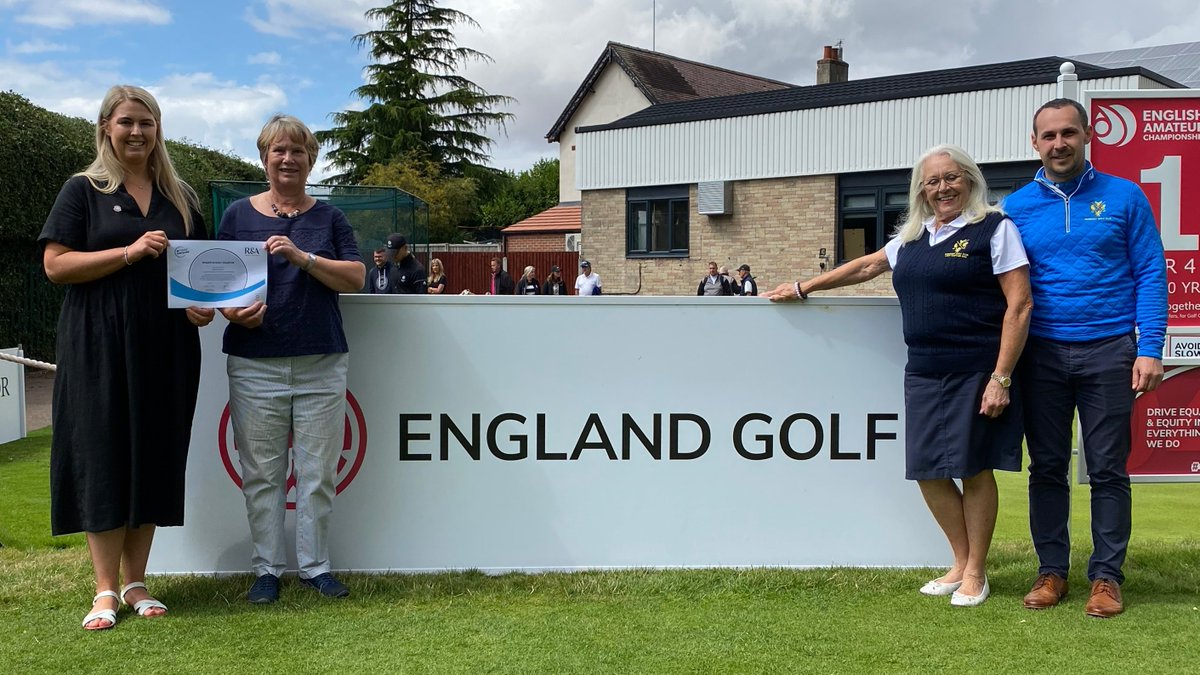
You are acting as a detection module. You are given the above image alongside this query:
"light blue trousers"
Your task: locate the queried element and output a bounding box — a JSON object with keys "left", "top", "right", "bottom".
{"left": 227, "top": 353, "right": 349, "bottom": 579}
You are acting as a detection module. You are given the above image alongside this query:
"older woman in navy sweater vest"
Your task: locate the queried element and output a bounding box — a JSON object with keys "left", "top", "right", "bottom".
{"left": 765, "top": 145, "right": 1032, "bottom": 607}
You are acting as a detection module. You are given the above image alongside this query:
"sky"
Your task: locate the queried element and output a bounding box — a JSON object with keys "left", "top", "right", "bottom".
{"left": 2, "top": 0, "right": 1198, "bottom": 183}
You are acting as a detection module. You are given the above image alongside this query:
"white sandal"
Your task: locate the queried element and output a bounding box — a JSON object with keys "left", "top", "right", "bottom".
{"left": 120, "top": 581, "right": 168, "bottom": 617}
{"left": 82, "top": 590, "right": 119, "bottom": 630}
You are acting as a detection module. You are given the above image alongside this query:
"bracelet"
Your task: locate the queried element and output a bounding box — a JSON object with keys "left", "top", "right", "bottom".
{"left": 301, "top": 252, "right": 316, "bottom": 272}
{"left": 123, "top": 246, "right": 133, "bottom": 266}
{"left": 794, "top": 281, "right": 808, "bottom": 300}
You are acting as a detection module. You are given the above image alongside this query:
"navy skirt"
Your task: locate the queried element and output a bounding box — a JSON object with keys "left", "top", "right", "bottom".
{"left": 903, "top": 371, "right": 1023, "bottom": 480}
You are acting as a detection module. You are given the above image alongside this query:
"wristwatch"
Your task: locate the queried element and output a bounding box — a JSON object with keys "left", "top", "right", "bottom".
{"left": 301, "top": 252, "right": 316, "bottom": 272}
{"left": 989, "top": 373, "right": 1012, "bottom": 388}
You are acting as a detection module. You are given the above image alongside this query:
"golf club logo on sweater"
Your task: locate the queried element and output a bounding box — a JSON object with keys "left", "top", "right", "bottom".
{"left": 945, "top": 238, "right": 970, "bottom": 259}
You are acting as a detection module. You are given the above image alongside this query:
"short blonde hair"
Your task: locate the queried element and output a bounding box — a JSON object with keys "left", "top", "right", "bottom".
{"left": 257, "top": 114, "right": 319, "bottom": 168}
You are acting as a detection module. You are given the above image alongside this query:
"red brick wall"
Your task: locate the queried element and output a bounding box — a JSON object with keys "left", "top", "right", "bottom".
{"left": 504, "top": 232, "right": 574, "bottom": 252}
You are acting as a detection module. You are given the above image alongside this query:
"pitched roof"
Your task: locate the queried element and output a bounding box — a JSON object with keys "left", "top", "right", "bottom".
{"left": 501, "top": 204, "right": 582, "bottom": 234}
{"left": 546, "top": 42, "right": 793, "bottom": 142}
{"left": 579, "top": 57, "right": 1185, "bottom": 134}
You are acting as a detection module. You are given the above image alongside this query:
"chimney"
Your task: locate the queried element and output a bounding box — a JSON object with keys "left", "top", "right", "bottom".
{"left": 817, "top": 44, "right": 848, "bottom": 84}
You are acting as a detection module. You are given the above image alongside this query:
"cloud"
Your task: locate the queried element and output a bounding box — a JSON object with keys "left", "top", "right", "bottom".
{"left": 5, "top": 38, "right": 69, "bottom": 55}
{"left": 248, "top": 51, "right": 282, "bottom": 66}
{"left": 243, "top": 0, "right": 373, "bottom": 38}
{"left": 9, "top": 0, "right": 170, "bottom": 30}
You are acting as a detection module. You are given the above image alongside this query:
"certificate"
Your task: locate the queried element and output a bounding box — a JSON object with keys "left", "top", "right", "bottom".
{"left": 166, "top": 240, "right": 268, "bottom": 308}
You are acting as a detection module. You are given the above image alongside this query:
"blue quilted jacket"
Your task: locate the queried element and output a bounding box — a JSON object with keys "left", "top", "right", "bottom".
{"left": 1003, "top": 162, "right": 1167, "bottom": 358}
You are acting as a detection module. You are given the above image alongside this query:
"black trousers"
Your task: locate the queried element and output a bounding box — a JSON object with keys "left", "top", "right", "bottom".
{"left": 1018, "top": 333, "right": 1136, "bottom": 584}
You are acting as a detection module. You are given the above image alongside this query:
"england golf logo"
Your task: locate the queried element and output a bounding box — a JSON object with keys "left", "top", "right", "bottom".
{"left": 217, "top": 390, "right": 368, "bottom": 509}
{"left": 1094, "top": 104, "right": 1136, "bottom": 147}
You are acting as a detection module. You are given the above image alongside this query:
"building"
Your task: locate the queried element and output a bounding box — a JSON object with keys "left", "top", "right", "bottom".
{"left": 503, "top": 42, "right": 796, "bottom": 255}
{"left": 568, "top": 47, "right": 1185, "bottom": 295}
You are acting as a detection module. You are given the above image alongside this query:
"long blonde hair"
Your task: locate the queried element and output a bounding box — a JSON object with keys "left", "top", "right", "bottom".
{"left": 428, "top": 258, "right": 443, "bottom": 285}
{"left": 76, "top": 85, "right": 200, "bottom": 234}
{"left": 894, "top": 144, "right": 1000, "bottom": 244}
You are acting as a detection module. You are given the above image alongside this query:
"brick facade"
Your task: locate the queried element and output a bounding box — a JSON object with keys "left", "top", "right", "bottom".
{"left": 581, "top": 176, "right": 895, "bottom": 296}
{"left": 505, "top": 232, "right": 573, "bottom": 253}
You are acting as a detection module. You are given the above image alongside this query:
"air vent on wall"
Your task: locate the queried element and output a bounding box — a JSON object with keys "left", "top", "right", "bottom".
{"left": 565, "top": 233, "right": 581, "bottom": 252}
{"left": 697, "top": 181, "right": 733, "bottom": 215}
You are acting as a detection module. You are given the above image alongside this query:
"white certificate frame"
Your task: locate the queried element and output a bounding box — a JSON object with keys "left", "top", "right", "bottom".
{"left": 166, "top": 240, "right": 268, "bottom": 308}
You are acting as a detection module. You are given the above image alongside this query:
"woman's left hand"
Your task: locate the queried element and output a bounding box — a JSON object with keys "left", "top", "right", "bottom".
{"left": 264, "top": 235, "right": 305, "bottom": 267}
{"left": 185, "top": 306, "right": 216, "bottom": 327}
{"left": 979, "top": 379, "right": 1010, "bottom": 418}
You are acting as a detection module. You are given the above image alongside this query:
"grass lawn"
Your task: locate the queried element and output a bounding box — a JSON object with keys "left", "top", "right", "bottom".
{"left": 2, "top": 427, "right": 1197, "bottom": 673}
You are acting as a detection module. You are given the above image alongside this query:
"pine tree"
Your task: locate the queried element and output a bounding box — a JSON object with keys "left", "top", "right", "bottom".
{"left": 317, "top": 1, "right": 513, "bottom": 184}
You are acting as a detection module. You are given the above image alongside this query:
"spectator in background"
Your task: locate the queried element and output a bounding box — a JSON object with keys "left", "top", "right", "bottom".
{"left": 516, "top": 265, "right": 541, "bottom": 295}
{"left": 364, "top": 247, "right": 390, "bottom": 294}
{"left": 737, "top": 264, "right": 758, "bottom": 296}
{"left": 543, "top": 265, "right": 568, "bottom": 295}
{"left": 489, "top": 257, "right": 514, "bottom": 295}
{"left": 384, "top": 234, "right": 426, "bottom": 294}
{"left": 697, "top": 261, "right": 734, "bottom": 296}
{"left": 576, "top": 260, "right": 601, "bottom": 295}
{"left": 426, "top": 258, "right": 447, "bottom": 294}
{"left": 719, "top": 265, "right": 737, "bottom": 292}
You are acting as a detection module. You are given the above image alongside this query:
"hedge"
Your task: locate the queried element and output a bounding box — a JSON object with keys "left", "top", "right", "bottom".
{"left": 0, "top": 90, "right": 266, "bottom": 361}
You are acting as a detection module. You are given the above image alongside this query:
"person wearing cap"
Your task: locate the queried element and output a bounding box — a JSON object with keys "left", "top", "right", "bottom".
{"left": 542, "top": 265, "right": 568, "bottom": 295}
{"left": 363, "top": 247, "right": 390, "bottom": 294}
{"left": 576, "top": 260, "right": 601, "bottom": 296}
{"left": 697, "top": 261, "right": 734, "bottom": 296}
{"left": 488, "top": 257, "right": 514, "bottom": 295}
{"left": 384, "top": 233, "right": 426, "bottom": 294}
{"left": 737, "top": 264, "right": 758, "bottom": 296}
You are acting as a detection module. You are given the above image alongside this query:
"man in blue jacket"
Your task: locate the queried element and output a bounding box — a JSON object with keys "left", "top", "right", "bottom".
{"left": 1004, "top": 98, "right": 1168, "bottom": 618}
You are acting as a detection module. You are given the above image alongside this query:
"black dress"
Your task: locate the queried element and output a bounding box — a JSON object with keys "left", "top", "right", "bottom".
{"left": 39, "top": 176, "right": 207, "bottom": 535}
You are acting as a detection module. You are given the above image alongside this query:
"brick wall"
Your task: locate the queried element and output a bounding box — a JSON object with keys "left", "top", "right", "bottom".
{"left": 581, "top": 176, "right": 895, "bottom": 296}
{"left": 505, "top": 232, "right": 572, "bottom": 252}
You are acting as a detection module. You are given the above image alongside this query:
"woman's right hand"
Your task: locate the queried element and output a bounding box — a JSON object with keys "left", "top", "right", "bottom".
{"left": 762, "top": 282, "right": 804, "bottom": 302}
{"left": 220, "top": 302, "right": 267, "bottom": 329}
{"left": 127, "top": 230, "right": 169, "bottom": 263}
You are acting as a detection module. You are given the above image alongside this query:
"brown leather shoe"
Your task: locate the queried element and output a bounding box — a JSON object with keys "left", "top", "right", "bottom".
{"left": 1023, "top": 573, "right": 1069, "bottom": 609}
{"left": 1085, "top": 579, "right": 1124, "bottom": 618}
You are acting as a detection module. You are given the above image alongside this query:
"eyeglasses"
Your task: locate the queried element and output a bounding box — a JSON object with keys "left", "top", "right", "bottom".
{"left": 924, "top": 173, "right": 964, "bottom": 189}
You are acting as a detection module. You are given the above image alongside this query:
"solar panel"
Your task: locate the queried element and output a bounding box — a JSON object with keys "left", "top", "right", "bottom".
{"left": 1070, "top": 41, "right": 1200, "bottom": 88}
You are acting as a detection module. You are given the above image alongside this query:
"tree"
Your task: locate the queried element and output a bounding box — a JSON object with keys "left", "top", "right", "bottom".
{"left": 362, "top": 152, "right": 478, "bottom": 244}
{"left": 317, "top": 1, "right": 514, "bottom": 184}
{"left": 479, "top": 158, "right": 559, "bottom": 231}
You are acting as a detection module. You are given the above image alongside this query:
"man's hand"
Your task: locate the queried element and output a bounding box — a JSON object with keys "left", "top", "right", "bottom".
{"left": 1132, "top": 356, "right": 1164, "bottom": 393}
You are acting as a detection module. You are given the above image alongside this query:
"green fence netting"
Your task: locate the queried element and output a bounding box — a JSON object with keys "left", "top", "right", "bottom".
{"left": 209, "top": 181, "right": 430, "bottom": 257}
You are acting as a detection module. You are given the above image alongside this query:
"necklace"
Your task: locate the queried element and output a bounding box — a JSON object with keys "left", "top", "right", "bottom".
{"left": 271, "top": 202, "right": 301, "bottom": 219}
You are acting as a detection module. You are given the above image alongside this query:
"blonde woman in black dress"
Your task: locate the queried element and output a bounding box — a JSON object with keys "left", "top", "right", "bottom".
{"left": 40, "top": 85, "right": 213, "bottom": 630}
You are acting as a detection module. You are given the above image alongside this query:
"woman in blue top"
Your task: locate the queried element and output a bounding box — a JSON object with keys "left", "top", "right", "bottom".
{"left": 218, "top": 115, "right": 365, "bottom": 604}
{"left": 765, "top": 145, "right": 1032, "bottom": 608}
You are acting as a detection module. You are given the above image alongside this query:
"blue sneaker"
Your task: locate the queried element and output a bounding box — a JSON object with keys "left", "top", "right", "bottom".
{"left": 300, "top": 573, "right": 349, "bottom": 598}
{"left": 246, "top": 574, "right": 279, "bottom": 604}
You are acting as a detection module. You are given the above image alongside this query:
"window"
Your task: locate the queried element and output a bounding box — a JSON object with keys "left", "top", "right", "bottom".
{"left": 835, "top": 161, "right": 1039, "bottom": 262}
{"left": 837, "top": 185, "right": 907, "bottom": 262}
{"left": 627, "top": 185, "right": 689, "bottom": 257}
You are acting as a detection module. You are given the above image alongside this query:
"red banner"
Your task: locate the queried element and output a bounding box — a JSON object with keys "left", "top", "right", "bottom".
{"left": 1089, "top": 92, "right": 1200, "bottom": 327}
{"left": 1088, "top": 92, "right": 1200, "bottom": 479}
{"left": 1128, "top": 366, "right": 1200, "bottom": 477}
